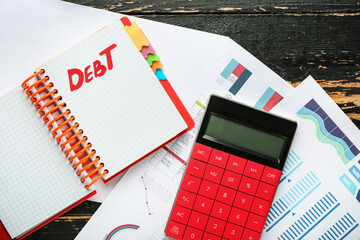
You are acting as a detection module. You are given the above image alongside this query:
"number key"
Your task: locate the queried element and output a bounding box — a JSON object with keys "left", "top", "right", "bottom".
{"left": 223, "top": 223, "right": 244, "bottom": 240}
{"left": 183, "top": 226, "right": 203, "bottom": 240}
{"left": 228, "top": 207, "right": 249, "bottom": 226}
{"left": 233, "top": 192, "right": 254, "bottom": 211}
{"left": 193, "top": 195, "right": 214, "bottom": 215}
{"left": 198, "top": 179, "right": 219, "bottom": 199}
{"left": 210, "top": 201, "right": 231, "bottom": 221}
{"left": 216, "top": 186, "right": 236, "bottom": 205}
{"left": 205, "top": 217, "right": 226, "bottom": 237}
{"left": 188, "top": 210, "right": 208, "bottom": 230}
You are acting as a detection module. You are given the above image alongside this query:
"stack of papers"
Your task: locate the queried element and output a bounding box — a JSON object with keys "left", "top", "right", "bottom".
{"left": 2, "top": 1, "right": 359, "bottom": 239}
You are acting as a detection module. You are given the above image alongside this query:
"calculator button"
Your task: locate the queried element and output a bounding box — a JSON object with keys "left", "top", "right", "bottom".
{"left": 242, "top": 229, "right": 261, "bottom": 240}
{"left": 210, "top": 201, "right": 231, "bottom": 221}
{"left": 256, "top": 182, "right": 276, "bottom": 201}
{"left": 250, "top": 197, "right": 271, "bottom": 217}
{"left": 166, "top": 220, "right": 186, "bottom": 239}
{"left": 193, "top": 195, "right": 214, "bottom": 215}
{"left": 233, "top": 192, "right": 254, "bottom": 211}
{"left": 226, "top": 155, "right": 247, "bottom": 174}
{"left": 191, "top": 143, "right": 212, "bottom": 162}
{"left": 183, "top": 226, "right": 203, "bottom": 240}
{"left": 245, "top": 213, "right": 266, "bottom": 232}
{"left": 243, "top": 161, "right": 264, "bottom": 180}
{"left": 221, "top": 170, "right": 242, "bottom": 190}
{"left": 238, "top": 176, "right": 259, "bottom": 195}
{"left": 203, "top": 164, "right": 224, "bottom": 184}
{"left": 176, "top": 190, "right": 196, "bottom": 209}
{"left": 205, "top": 217, "right": 226, "bottom": 236}
{"left": 198, "top": 179, "right": 219, "bottom": 199}
{"left": 261, "top": 166, "right": 282, "bottom": 185}
{"left": 208, "top": 149, "right": 229, "bottom": 168}
{"left": 188, "top": 210, "right": 209, "bottom": 230}
{"left": 228, "top": 207, "right": 249, "bottom": 226}
{"left": 170, "top": 205, "right": 191, "bottom": 224}
{"left": 203, "top": 232, "right": 221, "bottom": 240}
{"left": 187, "top": 159, "right": 206, "bottom": 178}
{"left": 216, "top": 186, "right": 236, "bottom": 205}
{"left": 181, "top": 174, "right": 201, "bottom": 193}
{"left": 223, "top": 223, "right": 244, "bottom": 240}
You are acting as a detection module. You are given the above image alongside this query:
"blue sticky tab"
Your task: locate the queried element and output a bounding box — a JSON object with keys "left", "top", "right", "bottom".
{"left": 349, "top": 165, "right": 360, "bottom": 184}
{"left": 155, "top": 69, "right": 166, "bottom": 81}
{"left": 339, "top": 173, "right": 357, "bottom": 195}
{"left": 356, "top": 190, "right": 360, "bottom": 202}
{"left": 220, "top": 59, "right": 239, "bottom": 79}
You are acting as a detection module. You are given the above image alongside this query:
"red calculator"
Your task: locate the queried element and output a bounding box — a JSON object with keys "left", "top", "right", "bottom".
{"left": 165, "top": 95, "right": 297, "bottom": 240}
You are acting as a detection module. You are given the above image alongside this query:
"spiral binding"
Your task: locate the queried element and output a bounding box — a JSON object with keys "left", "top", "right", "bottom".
{"left": 22, "top": 69, "right": 108, "bottom": 189}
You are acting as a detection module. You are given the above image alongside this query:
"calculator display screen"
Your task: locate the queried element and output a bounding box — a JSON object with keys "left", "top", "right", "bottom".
{"left": 204, "top": 114, "right": 286, "bottom": 161}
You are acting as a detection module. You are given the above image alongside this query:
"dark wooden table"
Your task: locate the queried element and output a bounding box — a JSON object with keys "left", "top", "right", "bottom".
{"left": 26, "top": 1, "right": 359, "bottom": 239}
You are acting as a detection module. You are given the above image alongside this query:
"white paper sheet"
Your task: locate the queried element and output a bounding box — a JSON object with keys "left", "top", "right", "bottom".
{"left": 76, "top": 39, "right": 294, "bottom": 240}
{"left": 0, "top": 0, "right": 229, "bottom": 202}
{"left": 260, "top": 76, "right": 360, "bottom": 239}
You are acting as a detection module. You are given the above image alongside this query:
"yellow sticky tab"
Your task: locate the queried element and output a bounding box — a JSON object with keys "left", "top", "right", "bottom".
{"left": 124, "top": 22, "right": 149, "bottom": 51}
{"left": 151, "top": 61, "right": 164, "bottom": 73}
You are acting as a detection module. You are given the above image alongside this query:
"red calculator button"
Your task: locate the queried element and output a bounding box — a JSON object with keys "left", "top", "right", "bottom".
{"left": 238, "top": 176, "right": 259, "bottom": 196}
{"left": 226, "top": 155, "right": 247, "bottom": 174}
{"left": 187, "top": 159, "right": 206, "bottom": 178}
{"left": 193, "top": 195, "right": 214, "bottom": 215}
{"left": 221, "top": 170, "right": 242, "bottom": 190}
{"left": 242, "top": 229, "right": 261, "bottom": 240}
{"left": 166, "top": 220, "right": 186, "bottom": 239}
{"left": 223, "top": 223, "right": 244, "bottom": 240}
{"left": 203, "top": 232, "right": 221, "bottom": 240}
{"left": 205, "top": 217, "right": 226, "bottom": 236}
{"left": 175, "top": 189, "right": 196, "bottom": 209}
{"left": 261, "top": 166, "right": 282, "bottom": 185}
{"left": 208, "top": 149, "right": 229, "bottom": 168}
{"left": 181, "top": 174, "right": 201, "bottom": 193}
{"left": 188, "top": 210, "right": 209, "bottom": 230}
{"left": 170, "top": 205, "right": 191, "bottom": 224}
{"left": 198, "top": 179, "right": 219, "bottom": 199}
{"left": 203, "top": 164, "right": 224, "bottom": 184}
{"left": 256, "top": 182, "right": 277, "bottom": 201}
{"left": 233, "top": 192, "right": 254, "bottom": 211}
{"left": 243, "top": 161, "right": 264, "bottom": 180}
{"left": 245, "top": 213, "right": 266, "bottom": 232}
{"left": 228, "top": 207, "right": 249, "bottom": 226}
{"left": 183, "top": 226, "right": 203, "bottom": 240}
{"left": 210, "top": 201, "right": 231, "bottom": 221}
{"left": 250, "top": 197, "right": 271, "bottom": 217}
{"left": 191, "top": 143, "right": 212, "bottom": 162}
{"left": 216, "top": 186, "right": 236, "bottom": 205}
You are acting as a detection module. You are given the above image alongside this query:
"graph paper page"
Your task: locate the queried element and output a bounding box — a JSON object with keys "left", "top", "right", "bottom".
{"left": 0, "top": 87, "right": 90, "bottom": 238}
{"left": 37, "top": 21, "right": 187, "bottom": 180}
{"left": 261, "top": 76, "right": 360, "bottom": 239}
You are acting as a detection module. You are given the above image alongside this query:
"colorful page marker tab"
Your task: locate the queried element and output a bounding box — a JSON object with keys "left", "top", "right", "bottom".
{"left": 155, "top": 69, "right": 167, "bottom": 81}
{"left": 141, "top": 44, "right": 156, "bottom": 59}
{"left": 151, "top": 61, "right": 164, "bottom": 73}
{"left": 124, "top": 21, "right": 149, "bottom": 51}
{"left": 146, "top": 53, "right": 160, "bottom": 66}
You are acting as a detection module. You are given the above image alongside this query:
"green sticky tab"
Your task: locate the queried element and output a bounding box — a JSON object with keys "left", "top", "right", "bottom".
{"left": 146, "top": 53, "right": 160, "bottom": 66}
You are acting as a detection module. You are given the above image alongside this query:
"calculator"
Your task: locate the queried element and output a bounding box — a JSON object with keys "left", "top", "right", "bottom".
{"left": 165, "top": 95, "right": 297, "bottom": 240}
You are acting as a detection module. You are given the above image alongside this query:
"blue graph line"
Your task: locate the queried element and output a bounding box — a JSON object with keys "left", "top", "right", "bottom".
{"left": 319, "top": 212, "right": 359, "bottom": 240}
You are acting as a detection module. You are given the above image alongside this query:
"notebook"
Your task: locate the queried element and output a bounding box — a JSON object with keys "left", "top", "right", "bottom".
{"left": 0, "top": 17, "right": 194, "bottom": 239}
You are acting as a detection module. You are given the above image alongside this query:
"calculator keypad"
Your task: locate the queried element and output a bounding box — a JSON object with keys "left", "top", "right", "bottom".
{"left": 166, "top": 143, "right": 281, "bottom": 240}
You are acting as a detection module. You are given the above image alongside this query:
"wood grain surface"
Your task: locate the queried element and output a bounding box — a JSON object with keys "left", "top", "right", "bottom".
{"left": 25, "top": 1, "right": 359, "bottom": 239}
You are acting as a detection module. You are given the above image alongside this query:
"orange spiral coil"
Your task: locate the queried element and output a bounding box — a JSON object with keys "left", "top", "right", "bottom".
{"left": 22, "top": 70, "right": 107, "bottom": 190}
